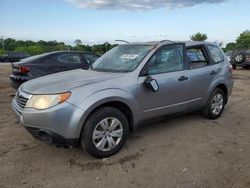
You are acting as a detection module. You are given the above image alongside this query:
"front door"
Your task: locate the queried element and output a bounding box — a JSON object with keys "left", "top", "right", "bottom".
{"left": 136, "top": 44, "right": 189, "bottom": 119}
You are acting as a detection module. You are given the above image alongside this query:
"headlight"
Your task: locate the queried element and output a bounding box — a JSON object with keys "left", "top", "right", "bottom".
{"left": 26, "top": 92, "right": 71, "bottom": 110}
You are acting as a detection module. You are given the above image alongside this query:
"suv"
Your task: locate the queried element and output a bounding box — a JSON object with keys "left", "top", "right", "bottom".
{"left": 0, "top": 51, "right": 30, "bottom": 62}
{"left": 230, "top": 50, "right": 250, "bottom": 69}
{"left": 12, "top": 41, "right": 234, "bottom": 158}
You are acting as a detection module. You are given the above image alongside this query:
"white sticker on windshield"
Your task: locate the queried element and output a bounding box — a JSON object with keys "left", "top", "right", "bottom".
{"left": 120, "top": 54, "right": 138, "bottom": 59}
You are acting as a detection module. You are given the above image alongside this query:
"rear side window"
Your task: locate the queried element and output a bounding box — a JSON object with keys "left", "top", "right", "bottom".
{"left": 187, "top": 47, "right": 208, "bottom": 69}
{"left": 57, "top": 54, "right": 82, "bottom": 64}
{"left": 207, "top": 45, "right": 224, "bottom": 64}
{"left": 84, "top": 54, "right": 99, "bottom": 64}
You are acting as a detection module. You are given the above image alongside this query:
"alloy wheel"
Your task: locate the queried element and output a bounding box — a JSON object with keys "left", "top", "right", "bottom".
{"left": 92, "top": 117, "right": 123, "bottom": 152}
{"left": 211, "top": 93, "right": 224, "bottom": 115}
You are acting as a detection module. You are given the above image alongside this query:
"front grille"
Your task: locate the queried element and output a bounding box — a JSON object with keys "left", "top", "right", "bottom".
{"left": 15, "top": 92, "right": 29, "bottom": 109}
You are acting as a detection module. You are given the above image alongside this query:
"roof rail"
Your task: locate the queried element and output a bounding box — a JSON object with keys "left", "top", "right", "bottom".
{"left": 159, "top": 39, "right": 174, "bottom": 43}
{"left": 115, "top": 40, "right": 130, "bottom": 44}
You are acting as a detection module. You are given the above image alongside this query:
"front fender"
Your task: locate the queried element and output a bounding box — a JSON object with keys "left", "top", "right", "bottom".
{"left": 75, "top": 88, "right": 141, "bottom": 133}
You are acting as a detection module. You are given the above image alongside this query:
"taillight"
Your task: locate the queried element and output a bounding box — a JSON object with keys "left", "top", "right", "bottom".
{"left": 228, "top": 64, "right": 233, "bottom": 73}
{"left": 19, "top": 66, "right": 30, "bottom": 73}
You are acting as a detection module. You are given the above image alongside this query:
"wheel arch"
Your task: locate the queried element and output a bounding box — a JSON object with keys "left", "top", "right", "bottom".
{"left": 76, "top": 93, "right": 139, "bottom": 141}
{"left": 84, "top": 100, "right": 135, "bottom": 131}
{"left": 208, "top": 83, "right": 229, "bottom": 104}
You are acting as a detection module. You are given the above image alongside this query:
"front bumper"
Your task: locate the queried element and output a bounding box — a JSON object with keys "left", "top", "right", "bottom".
{"left": 25, "top": 126, "right": 78, "bottom": 147}
{"left": 12, "top": 91, "right": 85, "bottom": 147}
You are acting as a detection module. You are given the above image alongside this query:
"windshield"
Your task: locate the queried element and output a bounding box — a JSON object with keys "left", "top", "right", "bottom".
{"left": 91, "top": 45, "right": 153, "bottom": 72}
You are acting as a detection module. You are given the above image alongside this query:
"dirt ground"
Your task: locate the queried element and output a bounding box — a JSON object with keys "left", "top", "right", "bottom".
{"left": 0, "top": 63, "right": 250, "bottom": 188}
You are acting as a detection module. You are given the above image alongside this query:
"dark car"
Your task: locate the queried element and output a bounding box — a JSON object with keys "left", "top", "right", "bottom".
{"left": 230, "top": 50, "right": 250, "bottom": 69}
{"left": 0, "top": 51, "right": 30, "bottom": 62}
{"left": 9, "top": 51, "right": 100, "bottom": 89}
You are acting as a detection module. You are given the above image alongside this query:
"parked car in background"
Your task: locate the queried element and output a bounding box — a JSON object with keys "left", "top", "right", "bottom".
{"left": 12, "top": 41, "right": 233, "bottom": 158}
{"left": 0, "top": 51, "right": 30, "bottom": 62}
{"left": 230, "top": 50, "right": 250, "bottom": 69}
{"left": 225, "top": 51, "right": 233, "bottom": 62}
{"left": 9, "top": 51, "right": 100, "bottom": 89}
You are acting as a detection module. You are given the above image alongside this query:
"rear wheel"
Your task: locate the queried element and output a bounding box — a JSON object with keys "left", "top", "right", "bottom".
{"left": 203, "top": 88, "right": 226, "bottom": 119}
{"left": 81, "top": 107, "right": 129, "bottom": 158}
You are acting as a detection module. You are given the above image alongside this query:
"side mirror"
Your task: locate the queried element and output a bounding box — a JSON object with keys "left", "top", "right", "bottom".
{"left": 144, "top": 76, "right": 159, "bottom": 92}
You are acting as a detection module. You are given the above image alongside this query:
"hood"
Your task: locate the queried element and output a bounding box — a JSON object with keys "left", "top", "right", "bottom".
{"left": 21, "top": 69, "right": 125, "bottom": 94}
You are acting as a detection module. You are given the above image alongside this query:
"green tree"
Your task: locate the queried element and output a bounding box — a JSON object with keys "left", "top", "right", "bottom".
{"left": 4, "top": 38, "right": 16, "bottom": 51}
{"left": 15, "top": 45, "right": 44, "bottom": 55}
{"left": 235, "top": 30, "right": 250, "bottom": 49}
{"left": 74, "top": 39, "right": 82, "bottom": 46}
{"left": 225, "top": 42, "right": 237, "bottom": 51}
{"left": 190, "top": 32, "right": 208, "bottom": 41}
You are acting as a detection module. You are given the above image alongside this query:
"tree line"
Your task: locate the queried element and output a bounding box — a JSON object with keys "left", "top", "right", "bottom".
{"left": 0, "top": 30, "right": 249, "bottom": 55}
{"left": 0, "top": 38, "right": 117, "bottom": 56}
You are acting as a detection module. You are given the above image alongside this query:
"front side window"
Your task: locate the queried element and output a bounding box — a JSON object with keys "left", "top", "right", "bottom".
{"left": 57, "top": 54, "right": 82, "bottom": 64}
{"left": 145, "top": 44, "right": 184, "bottom": 75}
{"left": 92, "top": 45, "right": 153, "bottom": 72}
{"left": 207, "top": 45, "right": 224, "bottom": 64}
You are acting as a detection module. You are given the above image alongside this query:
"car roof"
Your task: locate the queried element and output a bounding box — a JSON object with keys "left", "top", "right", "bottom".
{"left": 121, "top": 40, "right": 174, "bottom": 46}
{"left": 119, "top": 40, "right": 218, "bottom": 47}
{"left": 47, "top": 51, "right": 99, "bottom": 55}
{"left": 185, "top": 41, "right": 218, "bottom": 47}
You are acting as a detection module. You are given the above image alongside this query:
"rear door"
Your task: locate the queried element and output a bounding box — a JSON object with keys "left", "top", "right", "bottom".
{"left": 185, "top": 44, "right": 224, "bottom": 108}
{"left": 54, "top": 52, "right": 88, "bottom": 72}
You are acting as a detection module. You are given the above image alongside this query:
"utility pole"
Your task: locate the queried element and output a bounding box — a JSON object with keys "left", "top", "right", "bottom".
{"left": 1, "top": 36, "right": 4, "bottom": 52}
{"left": 105, "top": 42, "right": 108, "bottom": 52}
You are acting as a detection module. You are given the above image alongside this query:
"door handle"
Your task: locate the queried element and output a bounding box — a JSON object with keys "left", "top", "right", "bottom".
{"left": 178, "top": 76, "right": 188, "bottom": 81}
{"left": 210, "top": 70, "right": 217, "bottom": 75}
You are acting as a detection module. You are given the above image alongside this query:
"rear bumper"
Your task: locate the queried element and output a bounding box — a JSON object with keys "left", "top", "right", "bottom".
{"left": 9, "top": 74, "right": 30, "bottom": 89}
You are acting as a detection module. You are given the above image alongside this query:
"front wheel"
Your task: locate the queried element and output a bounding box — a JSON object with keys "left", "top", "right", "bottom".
{"left": 81, "top": 107, "right": 129, "bottom": 158}
{"left": 203, "top": 88, "right": 226, "bottom": 119}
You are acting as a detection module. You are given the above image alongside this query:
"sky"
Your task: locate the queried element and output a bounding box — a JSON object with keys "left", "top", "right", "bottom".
{"left": 0, "top": 0, "right": 249, "bottom": 45}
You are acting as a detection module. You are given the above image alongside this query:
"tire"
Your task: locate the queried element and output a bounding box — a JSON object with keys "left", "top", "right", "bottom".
{"left": 233, "top": 52, "right": 246, "bottom": 64}
{"left": 203, "top": 88, "right": 226, "bottom": 119}
{"left": 81, "top": 107, "right": 129, "bottom": 158}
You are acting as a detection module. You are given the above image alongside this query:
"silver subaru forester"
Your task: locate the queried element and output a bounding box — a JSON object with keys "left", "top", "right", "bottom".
{"left": 12, "top": 41, "right": 234, "bottom": 158}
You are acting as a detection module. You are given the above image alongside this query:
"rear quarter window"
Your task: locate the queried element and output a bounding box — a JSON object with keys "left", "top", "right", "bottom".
{"left": 207, "top": 45, "right": 224, "bottom": 64}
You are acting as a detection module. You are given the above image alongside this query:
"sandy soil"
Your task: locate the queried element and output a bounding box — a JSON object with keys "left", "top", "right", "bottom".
{"left": 0, "top": 63, "right": 250, "bottom": 188}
